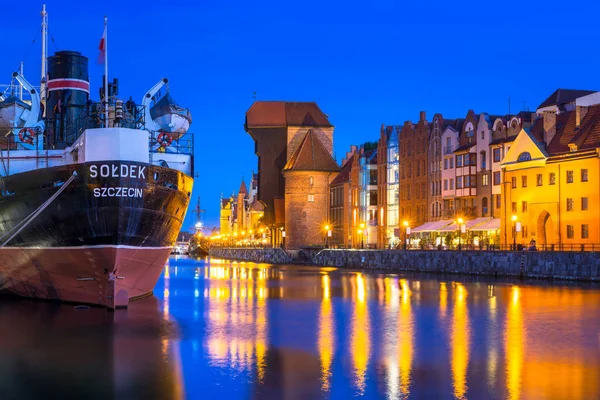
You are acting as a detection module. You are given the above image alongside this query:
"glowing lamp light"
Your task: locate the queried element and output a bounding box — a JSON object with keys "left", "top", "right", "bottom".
{"left": 511, "top": 215, "right": 517, "bottom": 222}
{"left": 457, "top": 217, "right": 464, "bottom": 225}
{"left": 195, "top": 221, "right": 203, "bottom": 229}
{"left": 403, "top": 220, "right": 408, "bottom": 227}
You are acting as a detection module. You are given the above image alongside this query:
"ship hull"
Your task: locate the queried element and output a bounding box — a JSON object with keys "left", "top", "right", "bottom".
{"left": 0, "top": 161, "right": 193, "bottom": 306}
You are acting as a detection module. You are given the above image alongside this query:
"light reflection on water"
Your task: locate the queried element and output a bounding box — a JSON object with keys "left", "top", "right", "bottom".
{"left": 2, "top": 256, "right": 600, "bottom": 399}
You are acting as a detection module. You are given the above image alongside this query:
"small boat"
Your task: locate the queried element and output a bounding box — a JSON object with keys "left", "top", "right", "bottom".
{"left": 0, "top": 95, "right": 32, "bottom": 129}
{"left": 149, "top": 92, "right": 192, "bottom": 140}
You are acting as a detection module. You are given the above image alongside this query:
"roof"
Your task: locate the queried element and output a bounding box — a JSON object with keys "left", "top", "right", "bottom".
{"left": 453, "top": 143, "right": 476, "bottom": 153}
{"left": 330, "top": 154, "right": 354, "bottom": 186}
{"left": 283, "top": 130, "right": 340, "bottom": 172}
{"left": 249, "top": 200, "right": 266, "bottom": 212}
{"left": 221, "top": 198, "right": 232, "bottom": 208}
{"left": 238, "top": 179, "right": 248, "bottom": 194}
{"left": 537, "top": 89, "right": 596, "bottom": 110}
{"left": 527, "top": 105, "right": 600, "bottom": 154}
{"left": 245, "top": 101, "right": 333, "bottom": 128}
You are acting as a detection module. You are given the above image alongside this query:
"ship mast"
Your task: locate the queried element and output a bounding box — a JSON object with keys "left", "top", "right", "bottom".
{"left": 40, "top": 4, "right": 48, "bottom": 117}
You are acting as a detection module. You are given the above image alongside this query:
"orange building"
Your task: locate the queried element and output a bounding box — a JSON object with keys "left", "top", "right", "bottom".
{"left": 501, "top": 105, "right": 600, "bottom": 249}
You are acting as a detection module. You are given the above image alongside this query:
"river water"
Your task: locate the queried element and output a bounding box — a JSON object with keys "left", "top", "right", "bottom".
{"left": 1, "top": 256, "right": 599, "bottom": 399}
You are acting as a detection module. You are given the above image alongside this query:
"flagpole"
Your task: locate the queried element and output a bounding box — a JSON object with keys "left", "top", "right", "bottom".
{"left": 104, "top": 15, "right": 109, "bottom": 127}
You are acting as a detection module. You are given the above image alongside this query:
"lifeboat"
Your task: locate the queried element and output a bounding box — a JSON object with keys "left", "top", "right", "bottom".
{"left": 149, "top": 92, "right": 192, "bottom": 140}
{"left": 0, "top": 94, "right": 32, "bottom": 130}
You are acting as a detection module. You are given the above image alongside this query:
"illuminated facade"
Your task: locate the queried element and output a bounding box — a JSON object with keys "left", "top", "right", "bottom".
{"left": 377, "top": 125, "right": 401, "bottom": 247}
{"left": 501, "top": 104, "right": 600, "bottom": 248}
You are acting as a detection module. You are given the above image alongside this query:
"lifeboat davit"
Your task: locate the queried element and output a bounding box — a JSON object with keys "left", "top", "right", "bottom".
{"left": 149, "top": 92, "right": 191, "bottom": 140}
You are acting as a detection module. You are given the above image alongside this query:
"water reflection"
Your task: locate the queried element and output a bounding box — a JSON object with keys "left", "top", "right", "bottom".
{"left": 351, "top": 272, "right": 370, "bottom": 394}
{"left": 2, "top": 257, "right": 600, "bottom": 399}
{"left": 451, "top": 283, "right": 470, "bottom": 399}
{"left": 318, "top": 274, "right": 334, "bottom": 391}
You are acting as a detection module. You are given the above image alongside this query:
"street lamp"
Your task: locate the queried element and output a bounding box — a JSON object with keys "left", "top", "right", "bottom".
{"left": 324, "top": 224, "right": 331, "bottom": 248}
{"left": 403, "top": 220, "right": 409, "bottom": 250}
{"left": 457, "top": 217, "right": 464, "bottom": 251}
{"left": 511, "top": 215, "right": 517, "bottom": 251}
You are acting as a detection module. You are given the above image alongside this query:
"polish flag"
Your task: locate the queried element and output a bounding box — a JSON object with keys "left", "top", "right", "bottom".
{"left": 97, "top": 25, "right": 106, "bottom": 65}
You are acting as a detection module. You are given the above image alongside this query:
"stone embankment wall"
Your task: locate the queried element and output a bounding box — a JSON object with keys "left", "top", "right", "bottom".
{"left": 210, "top": 248, "right": 600, "bottom": 281}
{"left": 313, "top": 249, "right": 600, "bottom": 281}
{"left": 209, "top": 248, "right": 292, "bottom": 264}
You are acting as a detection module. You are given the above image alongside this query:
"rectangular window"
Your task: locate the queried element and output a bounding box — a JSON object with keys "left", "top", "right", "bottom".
{"left": 582, "top": 224, "right": 589, "bottom": 239}
{"left": 457, "top": 176, "right": 463, "bottom": 189}
{"left": 567, "top": 225, "right": 574, "bottom": 239}
{"left": 522, "top": 176, "right": 527, "bottom": 188}
{"left": 496, "top": 194, "right": 501, "bottom": 209}
{"left": 511, "top": 177, "right": 517, "bottom": 188}
{"left": 582, "top": 197, "right": 588, "bottom": 211}
{"left": 511, "top": 202, "right": 517, "bottom": 213}
{"left": 493, "top": 148, "right": 501, "bottom": 162}
{"left": 407, "top": 186, "right": 411, "bottom": 200}
{"left": 567, "top": 198, "right": 573, "bottom": 211}
{"left": 522, "top": 225, "right": 528, "bottom": 239}
{"left": 450, "top": 179, "right": 454, "bottom": 190}
{"left": 456, "top": 155, "right": 463, "bottom": 167}
{"left": 567, "top": 170, "right": 574, "bottom": 183}
{"left": 581, "top": 169, "right": 588, "bottom": 182}
{"left": 450, "top": 158, "right": 454, "bottom": 168}
{"left": 537, "top": 174, "right": 543, "bottom": 186}
{"left": 522, "top": 201, "right": 527, "bottom": 212}
{"left": 465, "top": 175, "right": 471, "bottom": 188}
{"left": 444, "top": 159, "right": 448, "bottom": 170}
{"left": 481, "top": 153, "right": 487, "bottom": 170}
{"left": 549, "top": 172, "right": 556, "bottom": 185}
{"left": 444, "top": 180, "right": 448, "bottom": 190}
{"left": 482, "top": 174, "right": 489, "bottom": 186}
{"left": 308, "top": 194, "right": 315, "bottom": 202}
{"left": 493, "top": 171, "right": 501, "bottom": 185}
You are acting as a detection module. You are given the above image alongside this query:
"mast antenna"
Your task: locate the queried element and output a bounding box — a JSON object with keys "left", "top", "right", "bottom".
{"left": 40, "top": 4, "right": 48, "bottom": 117}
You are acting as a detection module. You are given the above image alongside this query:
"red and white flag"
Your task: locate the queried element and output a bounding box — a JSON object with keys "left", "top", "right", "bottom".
{"left": 97, "top": 24, "right": 106, "bottom": 65}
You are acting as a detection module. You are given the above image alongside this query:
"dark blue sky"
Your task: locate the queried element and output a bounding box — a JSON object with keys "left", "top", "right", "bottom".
{"left": 4, "top": 1, "right": 600, "bottom": 230}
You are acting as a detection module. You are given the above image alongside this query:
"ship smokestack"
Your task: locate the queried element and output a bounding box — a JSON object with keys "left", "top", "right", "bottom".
{"left": 46, "top": 50, "right": 89, "bottom": 148}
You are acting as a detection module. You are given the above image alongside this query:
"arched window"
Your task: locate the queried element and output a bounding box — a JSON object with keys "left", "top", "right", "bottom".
{"left": 480, "top": 151, "right": 487, "bottom": 170}
{"left": 309, "top": 176, "right": 314, "bottom": 185}
{"left": 517, "top": 152, "right": 532, "bottom": 162}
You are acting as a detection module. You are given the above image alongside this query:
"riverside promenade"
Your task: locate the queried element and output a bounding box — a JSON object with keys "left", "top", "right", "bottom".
{"left": 209, "top": 248, "right": 600, "bottom": 282}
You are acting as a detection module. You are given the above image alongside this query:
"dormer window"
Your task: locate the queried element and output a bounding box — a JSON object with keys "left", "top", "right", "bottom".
{"left": 517, "top": 152, "right": 532, "bottom": 162}
{"left": 569, "top": 144, "right": 578, "bottom": 152}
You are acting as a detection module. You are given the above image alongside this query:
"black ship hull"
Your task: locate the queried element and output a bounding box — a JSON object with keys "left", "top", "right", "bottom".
{"left": 0, "top": 161, "right": 193, "bottom": 307}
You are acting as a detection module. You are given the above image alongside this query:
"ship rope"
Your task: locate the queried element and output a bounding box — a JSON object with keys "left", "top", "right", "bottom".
{"left": 0, "top": 171, "right": 78, "bottom": 248}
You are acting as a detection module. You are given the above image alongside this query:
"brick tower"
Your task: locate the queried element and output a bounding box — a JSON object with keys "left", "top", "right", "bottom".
{"left": 282, "top": 130, "right": 340, "bottom": 249}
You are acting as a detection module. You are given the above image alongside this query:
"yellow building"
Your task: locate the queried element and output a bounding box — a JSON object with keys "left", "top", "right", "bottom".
{"left": 219, "top": 196, "right": 234, "bottom": 236}
{"left": 501, "top": 105, "right": 600, "bottom": 249}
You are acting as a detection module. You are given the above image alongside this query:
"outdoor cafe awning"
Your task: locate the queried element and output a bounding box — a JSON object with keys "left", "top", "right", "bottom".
{"left": 469, "top": 218, "right": 500, "bottom": 231}
{"left": 436, "top": 217, "right": 491, "bottom": 233}
{"left": 412, "top": 219, "right": 454, "bottom": 233}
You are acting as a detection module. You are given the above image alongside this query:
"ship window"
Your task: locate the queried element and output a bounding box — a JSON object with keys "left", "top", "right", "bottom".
{"left": 153, "top": 172, "right": 159, "bottom": 181}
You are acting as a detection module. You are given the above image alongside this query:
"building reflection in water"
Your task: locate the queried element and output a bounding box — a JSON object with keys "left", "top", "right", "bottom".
{"left": 398, "top": 278, "right": 413, "bottom": 398}
{"left": 505, "top": 285, "right": 524, "bottom": 400}
{"left": 204, "top": 263, "right": 269, "bottom": 383}
{"left": 351, "top": 272, "right": 370, "bottom": 394}
{"left": 451, "top": 282, "right": 470, "bottom": 400}
{"left": 318, "top": 274, "right": 334, "bottom": 391}
{"left": 487, "top": 284, "right": 499, "bottom": 393}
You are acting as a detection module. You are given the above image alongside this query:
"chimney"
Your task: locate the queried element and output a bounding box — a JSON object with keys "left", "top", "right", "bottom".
{"left": 420, "top": 111, "right": 426, "bottom": 122}
{"left": 543, "top": 111, "right": 556, "bottom": 145}
{"left": 576, "top": 106, "right": 588, "bottom": 128}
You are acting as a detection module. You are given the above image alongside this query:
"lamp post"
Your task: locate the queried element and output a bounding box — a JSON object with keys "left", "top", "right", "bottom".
{"left": 324, "top": 224, "right": 330, "bottom": 248}
{"left": 457, "top": 217, "right": 464, "bottom": 251}
{"left": 402, "top": 220, "right": 409, "bottom": 250}
{"left": 511, "top": 215, "right": 517, "bottom": 251}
